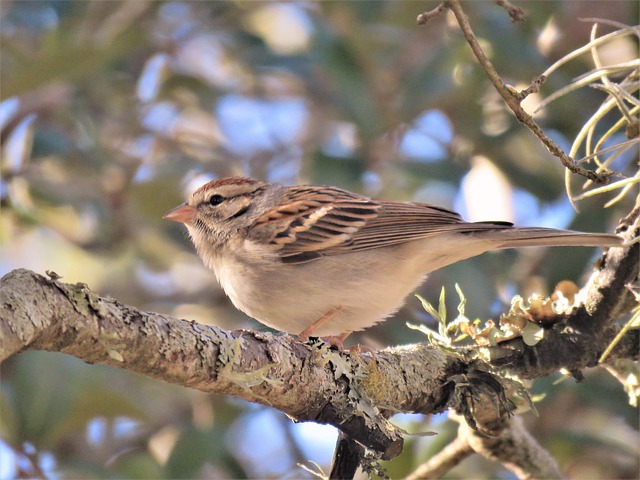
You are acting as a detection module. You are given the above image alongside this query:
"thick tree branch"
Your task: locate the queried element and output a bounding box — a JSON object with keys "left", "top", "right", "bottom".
{"left": 0, "top": 268, "right": 463, "bottom": 459}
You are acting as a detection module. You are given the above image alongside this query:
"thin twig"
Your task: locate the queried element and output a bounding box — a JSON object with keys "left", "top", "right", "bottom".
{"left": 406, "top": 434, "right": 473, "bottom": 480}
{"left": 444, "top": 0, "right": 610, "bottom": 184}
{"left": 494, "top": 0, "right": 526, "bottom": 23}
{"left": 417, "top": 2, "right": 447, "bottom": 25}
{"left": 513, "top": 74, "right": 546, "bottom": 101}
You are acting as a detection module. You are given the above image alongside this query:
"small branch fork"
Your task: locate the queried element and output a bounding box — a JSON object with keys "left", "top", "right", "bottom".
{"left": 406, "top": 415, "right": 563, "bottom": 480}
{"left": 417, "top": 0, "right": 612, "bottom": 184}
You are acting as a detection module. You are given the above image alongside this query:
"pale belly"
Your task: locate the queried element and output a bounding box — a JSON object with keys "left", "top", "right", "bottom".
{"left": 209, "top": 239, "right": 482, "bottom": 336}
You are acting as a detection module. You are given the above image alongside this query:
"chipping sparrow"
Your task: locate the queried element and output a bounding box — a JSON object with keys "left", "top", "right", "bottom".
{"left": 164, "top": 177, "right": 623, "bottom": 340}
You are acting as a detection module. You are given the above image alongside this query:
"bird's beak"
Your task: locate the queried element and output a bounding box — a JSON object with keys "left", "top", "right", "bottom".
{"left": 163, "top": 203, "right": 198, "bottom": 223}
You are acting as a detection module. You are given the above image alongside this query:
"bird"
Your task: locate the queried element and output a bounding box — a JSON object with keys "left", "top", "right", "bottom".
{"left": 163, "top": 177, "right": 623, "bottom": 342}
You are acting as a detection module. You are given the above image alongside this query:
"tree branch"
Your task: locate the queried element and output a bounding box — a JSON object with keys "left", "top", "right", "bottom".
{"left": 460, "top": 415, "right": 564, "bottom": 480}
{"left": 407, "top": 407, "right": 565, "bottom": 480}
{"left": 406, "top": 432, "right": 473, "bottom": 479}
{"left": 1, "top": 268, "right": 463, "bottom": 459}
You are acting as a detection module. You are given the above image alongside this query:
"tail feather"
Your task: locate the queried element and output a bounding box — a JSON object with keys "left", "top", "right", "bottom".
{"left": 471, "top": 226, "right": 623, "bottom": 249}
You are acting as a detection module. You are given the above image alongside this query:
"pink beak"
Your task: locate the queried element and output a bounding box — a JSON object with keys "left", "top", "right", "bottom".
{"left": 163, "top": 203, "right": 198, "bottom": 223}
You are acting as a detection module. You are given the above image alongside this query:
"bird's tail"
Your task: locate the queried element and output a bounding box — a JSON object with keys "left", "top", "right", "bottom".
{"left": 475, "top": 225, "right": 623, "bottom": 249}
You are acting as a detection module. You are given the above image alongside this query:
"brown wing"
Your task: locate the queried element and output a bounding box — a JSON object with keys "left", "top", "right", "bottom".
{"left": 253, "top": 186, "right": 380, "bottom": 263}
{"left": 253, "top": 185, "right": 511, "bottom": 264}
{"left": 344, "top": 201, "right": 466, "bottom": 252}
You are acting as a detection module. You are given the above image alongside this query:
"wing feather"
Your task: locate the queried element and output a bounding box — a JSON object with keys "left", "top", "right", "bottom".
{"left": 253, "top": 186, "right": 511, "bottom": 264}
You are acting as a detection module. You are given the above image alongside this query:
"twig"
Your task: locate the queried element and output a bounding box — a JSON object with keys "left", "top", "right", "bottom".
{"left": 416, "top": 2, "right": 447, "bottom": 25}
{"left": 443, "top": 0, "right": 610, "bottom": 184}
{"left": 405, "top": 434, "right": 473, "bottom": 479}
{"left": 513, "top": 74, "right": 546, "bottom": 101}
{"left": 494, "top": 0, "right": 526, "bottom": 23}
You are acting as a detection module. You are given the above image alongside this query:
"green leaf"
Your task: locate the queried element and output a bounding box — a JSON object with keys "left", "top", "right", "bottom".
{"left": 415, "top": 294, "right": 441, "bottom": 322}
{"left": 455, "top": 283, "right": 467, "bottom": 318}
{"left": 438, "top": 287, "right": 447, "bottom": 337}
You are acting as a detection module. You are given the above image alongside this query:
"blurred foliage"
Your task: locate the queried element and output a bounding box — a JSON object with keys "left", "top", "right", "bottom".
{"left": 1, "top": 1, "right": 638, "bottom": 478}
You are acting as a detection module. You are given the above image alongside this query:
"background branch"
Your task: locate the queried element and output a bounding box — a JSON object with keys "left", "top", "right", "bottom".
{"left": 460, "top": 415, "right": 564, "bottom": 480}
{"left": 443, "top": 0, "right": 611, "bottom": 183}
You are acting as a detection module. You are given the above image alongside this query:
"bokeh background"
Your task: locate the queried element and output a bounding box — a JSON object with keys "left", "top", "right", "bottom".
{"left": 1, "top": 1, "right": 638, "bottom": 478}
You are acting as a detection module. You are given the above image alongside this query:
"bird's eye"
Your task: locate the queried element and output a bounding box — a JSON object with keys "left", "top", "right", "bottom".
{"left": 209, "top": 194, "right": 225, "bottom": 206}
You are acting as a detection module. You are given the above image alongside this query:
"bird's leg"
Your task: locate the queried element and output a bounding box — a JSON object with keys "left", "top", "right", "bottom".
{"left": 297, "top": 309, "right": 375, "bottom": 359}
{"left": 320, "top": 332, "right": 351, "bottom": 349}
{"left": 296, "top": 306, "right": 343, "bottom": 342}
